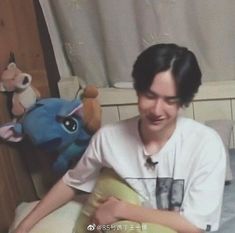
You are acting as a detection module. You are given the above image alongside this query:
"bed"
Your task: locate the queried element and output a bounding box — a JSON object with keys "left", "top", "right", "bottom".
{"left": 7, "top": 79, "right": 235, "bottom": 232}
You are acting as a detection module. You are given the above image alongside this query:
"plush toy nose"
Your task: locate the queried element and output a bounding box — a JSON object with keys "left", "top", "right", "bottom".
{"left": 23, "top": 76, "right": 29, "bottom": 85}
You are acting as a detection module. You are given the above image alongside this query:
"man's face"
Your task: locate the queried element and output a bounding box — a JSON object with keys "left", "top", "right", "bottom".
{"left": 138, "top": 70, "right": 181, "bottom": 135}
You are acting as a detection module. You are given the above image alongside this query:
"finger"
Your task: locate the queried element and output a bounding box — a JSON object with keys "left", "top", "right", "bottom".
{"left": 94, "top": 193, "right": 109, "bottom": 204}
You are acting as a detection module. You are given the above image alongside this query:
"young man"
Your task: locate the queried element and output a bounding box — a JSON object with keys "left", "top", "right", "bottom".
{"left": 14, "top": 44, "right": 226, "bottom": 233}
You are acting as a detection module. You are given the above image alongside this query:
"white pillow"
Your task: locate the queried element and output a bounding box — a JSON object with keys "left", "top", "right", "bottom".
{"left": 9, "top": 201, "right": 82, "bottom": 233}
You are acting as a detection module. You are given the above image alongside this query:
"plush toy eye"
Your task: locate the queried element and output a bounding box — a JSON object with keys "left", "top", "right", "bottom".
{"left": 62, "top": 117, "right": 78, "bottom": 133}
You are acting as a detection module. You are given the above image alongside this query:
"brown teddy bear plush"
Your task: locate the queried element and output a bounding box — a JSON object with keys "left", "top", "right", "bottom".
{"left": 0, "top": 62, "right": 40, "bottom": 117}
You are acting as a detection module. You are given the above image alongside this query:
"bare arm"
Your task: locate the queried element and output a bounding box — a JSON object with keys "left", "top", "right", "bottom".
{"left": 93, "top": 197, "right": 203, "bottom": 233}
{"left": 13, "top": 178, "right": 76, "bottom": 233}
{"left": 119, "top": 201, "right": 202, "bottom": 233}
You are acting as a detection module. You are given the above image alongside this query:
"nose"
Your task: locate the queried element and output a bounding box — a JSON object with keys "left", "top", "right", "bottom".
{"left": 23, "top": 76, "right": 29, "bottom": 85}
{"left": 151, "top": 97, "right": 164, "bottom": 114}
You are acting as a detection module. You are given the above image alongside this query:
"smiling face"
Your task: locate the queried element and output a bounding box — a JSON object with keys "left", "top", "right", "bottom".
{"left": 138, "top": 70, "right": 181, "bottom": 138}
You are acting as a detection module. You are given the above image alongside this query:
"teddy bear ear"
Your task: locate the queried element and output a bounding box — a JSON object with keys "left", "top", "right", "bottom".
{"left": 7, "top": 62, "right": 17, "bottom": 70}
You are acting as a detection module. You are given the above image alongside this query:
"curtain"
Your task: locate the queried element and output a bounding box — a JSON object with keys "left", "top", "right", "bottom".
{"left": 39, "top": 0, "right": 235, "bottom": 87}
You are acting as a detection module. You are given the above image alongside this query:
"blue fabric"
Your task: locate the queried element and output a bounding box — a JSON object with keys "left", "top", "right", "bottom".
{"left": 15, "top": 98, "right": 92, "bottom": 173}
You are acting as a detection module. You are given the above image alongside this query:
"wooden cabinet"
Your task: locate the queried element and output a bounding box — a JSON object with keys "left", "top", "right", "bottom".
{"left": 0, "top": 0, "right": 50, "bottom": 96}
{"left": 0, "top": 0, "right": 54, "bottom": 231}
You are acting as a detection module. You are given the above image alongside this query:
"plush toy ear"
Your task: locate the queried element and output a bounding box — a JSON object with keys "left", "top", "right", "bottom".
{"left": 7, "top": 62, "right": 17, "bottom": 70}
{"left": 0, "top": 123, "right": 23, "bottom": 142}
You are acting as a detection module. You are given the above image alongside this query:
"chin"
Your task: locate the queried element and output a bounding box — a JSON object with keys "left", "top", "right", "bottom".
{"left": 146, "top": 122, "right": 166, "bottom": 133}
{"left": 147, "top": 117, "right": 177, "bottom": 132}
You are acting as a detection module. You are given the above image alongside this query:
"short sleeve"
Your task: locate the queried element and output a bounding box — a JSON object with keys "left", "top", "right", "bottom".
{"left": 63, "top": 131, "right": 103, "bottom": 193}
{"left": 181, "top": 134, "right": 226, "bottom": 231}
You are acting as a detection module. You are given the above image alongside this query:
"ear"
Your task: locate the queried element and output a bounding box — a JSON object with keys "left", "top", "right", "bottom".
{"left": 7, "top": 62, "right": 17, "bottom": 70}
{"left": 0, "top": 123, "right": 23, "bottom": 142}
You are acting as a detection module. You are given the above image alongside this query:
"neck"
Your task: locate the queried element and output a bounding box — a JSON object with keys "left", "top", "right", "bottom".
{"left": 139, "top": 119, "right": 177, "bottom": 154}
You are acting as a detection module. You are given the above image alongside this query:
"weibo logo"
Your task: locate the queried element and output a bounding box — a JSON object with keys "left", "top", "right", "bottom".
{"left": 87, "top": 224, "right": 96, "bottom": 231}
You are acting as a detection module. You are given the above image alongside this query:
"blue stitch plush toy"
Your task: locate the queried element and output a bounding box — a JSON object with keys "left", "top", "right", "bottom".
{"left": 0, "top": 85, "right": 101, "bottom": 173}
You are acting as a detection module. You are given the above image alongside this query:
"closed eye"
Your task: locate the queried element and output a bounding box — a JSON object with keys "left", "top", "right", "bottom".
{"left": 142, "top": 90, "right": 180, "bottom": 105}
{"left": 164, "top": 96, "right": 180, "bottom": 104}
{"left": 143, "top": 91, "right": 156, "bottom": 99}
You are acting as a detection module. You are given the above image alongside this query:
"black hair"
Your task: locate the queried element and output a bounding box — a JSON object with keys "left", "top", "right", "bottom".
{"left": 132, "top": 43, "right": 202, "bottom": 107}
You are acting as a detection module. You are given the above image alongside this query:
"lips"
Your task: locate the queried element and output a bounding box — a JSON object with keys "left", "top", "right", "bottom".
{"left": 147, "top": 115, "right": 165, "bottom": 124}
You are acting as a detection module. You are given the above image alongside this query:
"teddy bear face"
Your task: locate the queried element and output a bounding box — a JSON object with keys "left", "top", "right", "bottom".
{"left": 12, "top": 73, "right": 32, "bottom": 91}
{"left": 0, "top": 62, "right": 32, "bottom": 92}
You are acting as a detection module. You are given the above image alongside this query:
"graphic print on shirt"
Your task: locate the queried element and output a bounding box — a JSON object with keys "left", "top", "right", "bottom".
{"left": 124, "top": 177, "right": 184, "bottom": 211}
{"left": 156, "top": 177, "right": 184, "bottom": 211}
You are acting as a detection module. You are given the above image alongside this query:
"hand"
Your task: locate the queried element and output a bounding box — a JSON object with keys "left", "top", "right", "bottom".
{"left": 92, "top": 196, "right": 124, "bottom": 225}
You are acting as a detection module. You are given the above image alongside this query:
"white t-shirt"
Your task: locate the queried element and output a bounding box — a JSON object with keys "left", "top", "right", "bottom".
{"left": 63, "top": 116, "right": 226, "bottom": 231}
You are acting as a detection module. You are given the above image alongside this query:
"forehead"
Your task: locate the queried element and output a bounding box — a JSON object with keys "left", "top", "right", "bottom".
{"left": 150, "top": 70, "right": 177, "bottom": 96}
